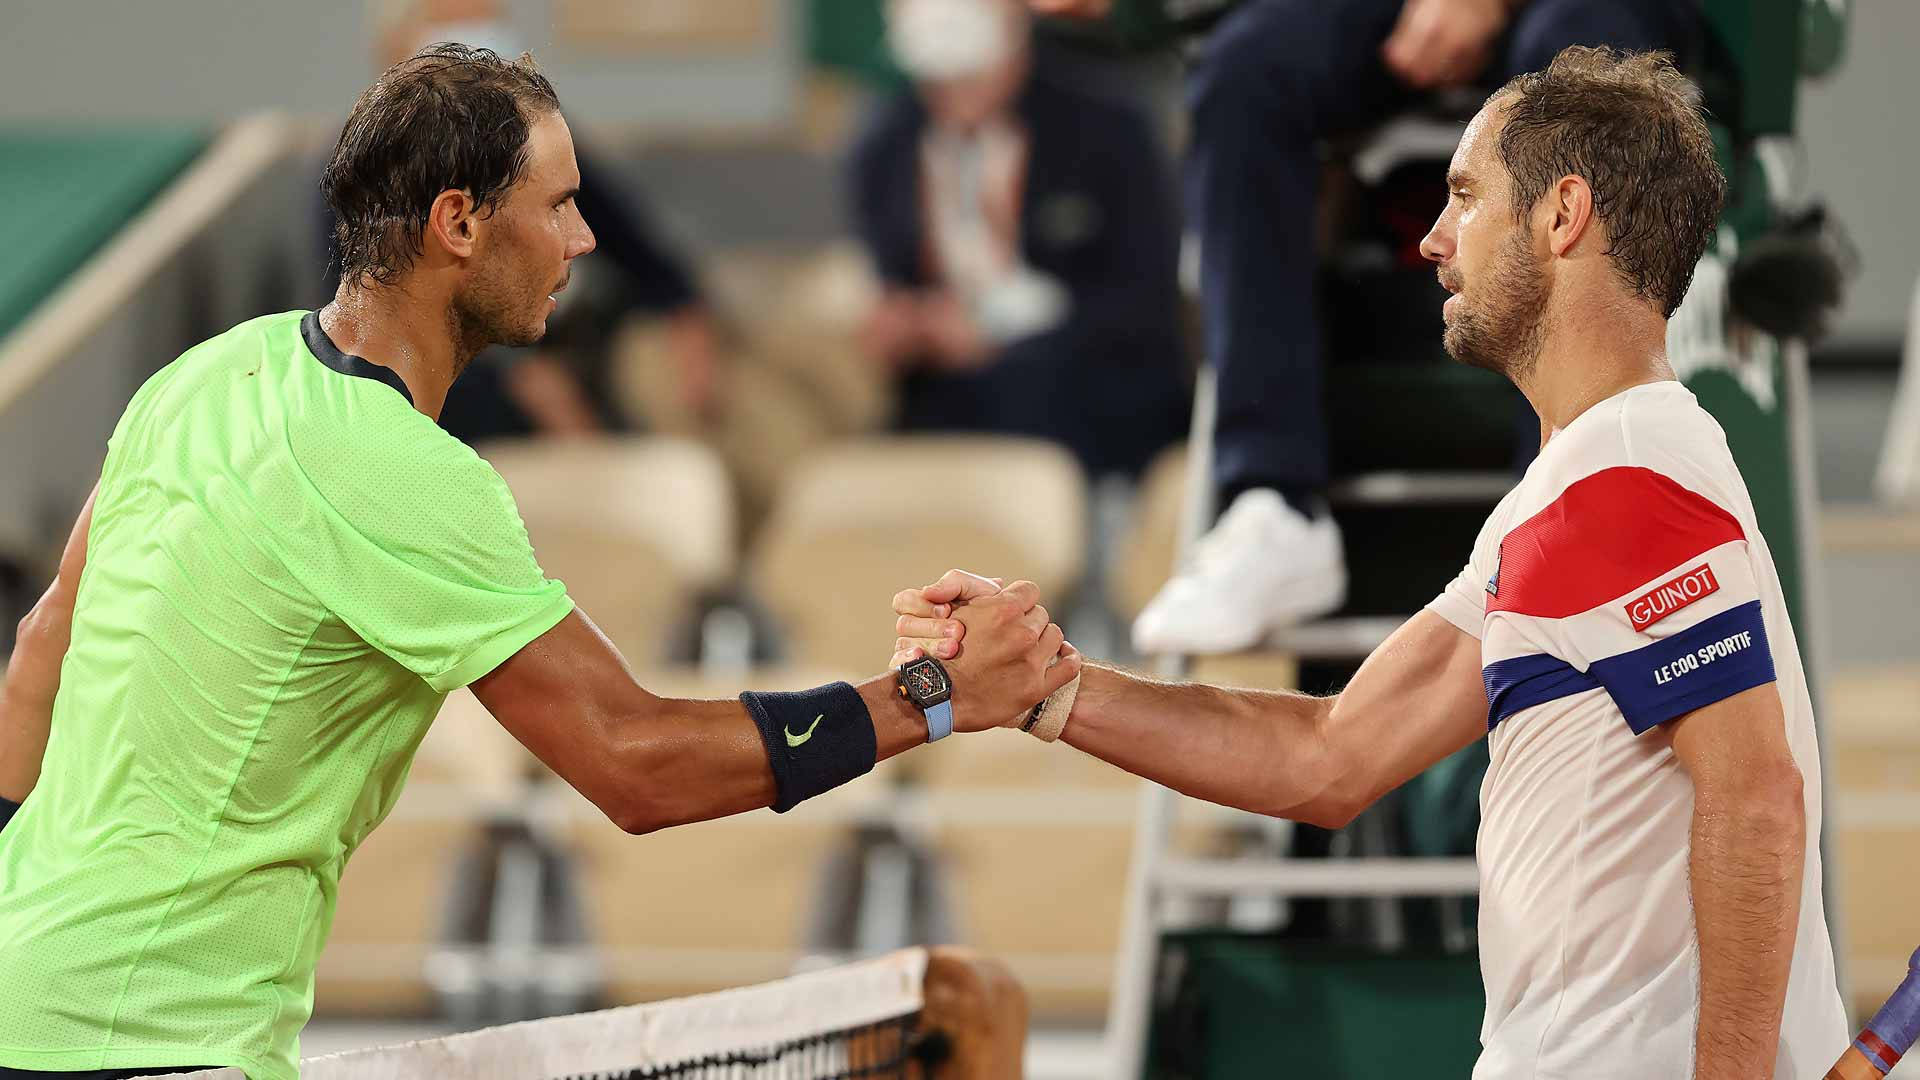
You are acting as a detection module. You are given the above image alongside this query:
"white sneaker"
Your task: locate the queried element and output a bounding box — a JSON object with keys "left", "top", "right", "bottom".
{"left": 1130, "top": 489, "right": 1347, "bottom": 655}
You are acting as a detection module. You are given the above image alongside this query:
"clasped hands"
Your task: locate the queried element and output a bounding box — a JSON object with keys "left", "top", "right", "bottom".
{"left": 889, "top": 570, "right": 1081, "bottom": 733}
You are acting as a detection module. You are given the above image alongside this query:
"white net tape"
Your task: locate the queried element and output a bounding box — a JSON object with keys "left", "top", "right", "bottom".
{"left": 157, "top": 948, "right": 928, "bottom": 1080}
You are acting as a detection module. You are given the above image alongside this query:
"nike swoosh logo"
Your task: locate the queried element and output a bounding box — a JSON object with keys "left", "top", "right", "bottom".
{"left": 785, "top": 714, "right": 825, "bottom": 748}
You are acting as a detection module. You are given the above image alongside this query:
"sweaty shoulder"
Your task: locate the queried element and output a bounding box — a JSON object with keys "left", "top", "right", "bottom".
{"left": 268, "top": 336, "right": 570, "bottom": 691}
{"left": 1616, "top": 381, "right": 1751, "bottom": 518}
{"left": 1531, "top": 381, "right": 1746, "bottom": 514}
{"left": 1484, "top": 383, "right": 1775, "bottom": 732}
{"left": 281, "top": 385, "right": 549, "bottom": 596}
{"left": 1493, "top": 384, "right": 1748, "bottom": 622}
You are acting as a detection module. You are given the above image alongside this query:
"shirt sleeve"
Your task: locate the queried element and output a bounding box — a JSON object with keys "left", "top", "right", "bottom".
{"left": 275, "top": 414, "right": 573, "bottom": 692}
{"left": 1426, "top": 509, "right": 1500, "bottom": 640}
{"left": 1484, "top": 464, "right": 1775, "bottom": 734}
{"left": 1428, "top": 563, "right": 1488, "bottom": 640}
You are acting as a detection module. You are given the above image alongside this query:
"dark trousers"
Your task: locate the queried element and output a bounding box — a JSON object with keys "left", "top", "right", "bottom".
{"left": 898, "top": 329, "right": 1191, "bottom": 479}
{"left": 1191, "top": 0, "right": 1700, "bottom": 497}
{"left": 0, "top": 1060, "right": 218, "bottom": 1068}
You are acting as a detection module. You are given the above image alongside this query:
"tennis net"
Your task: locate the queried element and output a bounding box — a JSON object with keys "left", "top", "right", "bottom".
{"left": 160, "top": 947, "right": 1021, "bottom": 1080}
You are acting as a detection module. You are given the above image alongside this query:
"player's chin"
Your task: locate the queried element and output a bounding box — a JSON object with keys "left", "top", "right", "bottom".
{"left": 500, "top": 311, "right": 550, "bottom": 348}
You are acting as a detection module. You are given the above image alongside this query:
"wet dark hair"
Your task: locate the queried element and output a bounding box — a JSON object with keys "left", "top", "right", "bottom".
{"left": 1494, "top": 46, "right": 1727, "bottom": 318}
{"left": 321, "top": 43, "right": 560, "bottom": 287}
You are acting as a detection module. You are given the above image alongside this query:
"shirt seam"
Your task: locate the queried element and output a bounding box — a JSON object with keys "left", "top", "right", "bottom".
{"left": 1527, "top": 703, "right": 1612, "bottom": 1075}
{"left": 427, "top": 591, "right": 575, "bottom": 693}
{"left": 98, "top": 617, "right": 325, "bottom": 1057}
{"left": 261, "top": 849, "right": 324, "bottom": 1057}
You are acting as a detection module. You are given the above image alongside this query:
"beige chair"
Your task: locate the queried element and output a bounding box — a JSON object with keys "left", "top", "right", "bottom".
{"left": 748, "top": 435, "right": 1088, "bottom": 676}
{"left": 320, "top": 689, "right": 516, "bottom": 1014}
{"left": 1109, "top": 442, "right": 1187, "bottom": 627}
{"left": 906, "top": 726, "right": 1229, "bottom": 1020}
{"left": 609, "top": 246, "right": 892, "bottom": 533}
{"left": 1826, "top": 666, "right": 1920, "bottom": 1019}
{"left": 557, "top": 665, "right": 874, "bottom": 1004}
{"left": 480, "top": 437, "right": 736, "bottom": 669}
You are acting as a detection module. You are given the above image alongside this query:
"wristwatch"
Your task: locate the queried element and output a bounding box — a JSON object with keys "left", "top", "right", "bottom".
{"left": 896, "top": 656, "right": 954, "bottom": 742}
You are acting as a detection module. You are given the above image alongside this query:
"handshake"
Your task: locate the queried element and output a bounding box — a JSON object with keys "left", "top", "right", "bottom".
{"left": 886, "top": 569, "right": 1084, "bottom": 737}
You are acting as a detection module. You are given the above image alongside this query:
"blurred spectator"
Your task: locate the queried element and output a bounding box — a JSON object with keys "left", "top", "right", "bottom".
{"left": 320, "top": 0, "right": 722, "bottom": 445}
{"left": 1120, "top": 0, "right": 1705, "bottom": 653}
{"left": 846, "top": 0, "right": 1190, "bottom": 479}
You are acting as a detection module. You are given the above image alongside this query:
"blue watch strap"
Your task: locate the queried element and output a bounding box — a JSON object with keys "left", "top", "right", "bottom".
{"left": 925, "top": 700, "right": 954, "bottom": 742}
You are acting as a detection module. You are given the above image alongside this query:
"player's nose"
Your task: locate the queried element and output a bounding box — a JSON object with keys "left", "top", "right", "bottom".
{"left": 569, "top": 222, "right": 596, "bottom": 260}
{"left": 1419, "top": 218, "right": 1451, "bottom": 265}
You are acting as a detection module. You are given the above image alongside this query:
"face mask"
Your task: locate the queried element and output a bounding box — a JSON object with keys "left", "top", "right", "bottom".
{"left": 415, "top": 19, "right": 525, "bottom": 60}
{"left": 888, "top": 0, "right": 1010, "bottom": 80}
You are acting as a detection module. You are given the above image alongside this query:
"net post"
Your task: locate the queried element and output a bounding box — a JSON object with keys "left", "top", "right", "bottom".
{"left": 918, "top": 946, "right": 1028, "bottom": 1078}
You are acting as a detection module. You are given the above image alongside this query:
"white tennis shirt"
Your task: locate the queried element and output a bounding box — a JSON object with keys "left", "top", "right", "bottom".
{"left": 1426, "top": 381, "right": 1849, "bottom": 1079}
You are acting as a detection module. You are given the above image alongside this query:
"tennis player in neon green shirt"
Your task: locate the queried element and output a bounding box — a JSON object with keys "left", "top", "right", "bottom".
{"left": 0, "top": 45, "right": 1080, "bottom": 1080}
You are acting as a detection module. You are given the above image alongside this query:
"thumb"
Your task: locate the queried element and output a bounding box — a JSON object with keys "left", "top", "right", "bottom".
{"left": 1042, "top": 643, "right": 1085, "bottom": 696}
{"left": 921, "top": 569, "right": 1005, "bottom": 606}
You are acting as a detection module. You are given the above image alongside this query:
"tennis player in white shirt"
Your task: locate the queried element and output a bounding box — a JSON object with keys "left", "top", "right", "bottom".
{"left": 893, "top": 45, "right": 1849, "bottom": 1079}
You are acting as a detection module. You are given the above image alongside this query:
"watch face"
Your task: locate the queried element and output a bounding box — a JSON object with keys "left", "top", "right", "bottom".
{"left": 902, "top": 658, "right": 951, "bottom": 706}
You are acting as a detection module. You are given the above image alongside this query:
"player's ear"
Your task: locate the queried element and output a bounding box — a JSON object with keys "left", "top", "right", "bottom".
{"left": 1545, "top": 173, "right": 1595, "bottom": 258}
{"left": 425, "top": 188, "right": 479, "bottom": 260}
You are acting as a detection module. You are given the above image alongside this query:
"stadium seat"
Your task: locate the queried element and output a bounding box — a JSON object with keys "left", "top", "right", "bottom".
{"left": 747, "top": 435, "right": 1089, "bottom": 675}
{"left": 555, "top": 664, "right": 879, "bottom": 1004}
{"left": 1827, "top": 666, "right": 1920, "bottom": 1019}
{"left": 1107, "top": 442, "right": 1187, "bottom": 629}
{"left": 906, "top": 725, "right": 1233, "bottom": 1020}
{"left": 480, "top": 437, "right": 737, "bottom": 669}
{"left": 608, "top": 246, "right": 891, "bottom": 532}
{"left": 322, "top": 689, "right": 519, "bottom": 1015}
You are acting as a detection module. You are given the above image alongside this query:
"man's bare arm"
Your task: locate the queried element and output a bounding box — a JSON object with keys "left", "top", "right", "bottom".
{"left": 895, "top": 572, "right": 1487, "bottom": 829}
{"left": 0, "top": 485, "right": 96, "bottom": 802}
{"left": 1668, "top": 683, "right": 1806, "bottom": 1080}
{"left": 1061, "top": 611, "right": 1488, "bottom": 827}
{"left": 472, "top": 586, "right": 1078, "bottom": 835}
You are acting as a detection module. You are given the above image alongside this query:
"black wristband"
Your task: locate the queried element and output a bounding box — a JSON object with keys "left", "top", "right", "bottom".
{"left": 0, "top": 796, "right": 20, "bottom": 834}
{"left": 741, "top": 682, "right": 877, "bottom": 813}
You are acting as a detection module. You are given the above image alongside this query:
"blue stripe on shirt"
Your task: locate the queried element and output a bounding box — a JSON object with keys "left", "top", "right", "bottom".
{"left": 1588, "top": 600, "right": 1776, "bottom": 734}
{"left": 1483, "top": 652, "right": 1602, "bottom": 731}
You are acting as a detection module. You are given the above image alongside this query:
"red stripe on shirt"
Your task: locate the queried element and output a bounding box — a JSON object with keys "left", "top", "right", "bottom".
{"left": 1488, "top": 466, "right": 1743, "bottom": 619}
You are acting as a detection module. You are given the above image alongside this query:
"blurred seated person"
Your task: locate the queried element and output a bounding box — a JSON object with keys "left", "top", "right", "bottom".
{"left": 321, "top": 0, "right": 721, "bottom": 444}
{"left": 1026, "top": 0, "right": 1706, "bottom": 651}
{"left": 847, "top": 0, "right": 1191, "bottom": 480}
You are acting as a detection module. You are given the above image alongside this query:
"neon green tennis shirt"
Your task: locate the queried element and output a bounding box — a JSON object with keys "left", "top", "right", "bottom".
{"left": 0, "top": 311, "right": 573, "bottom": 1079}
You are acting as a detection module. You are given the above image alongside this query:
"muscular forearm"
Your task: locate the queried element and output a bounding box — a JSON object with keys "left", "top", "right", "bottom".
{"left": 1060, "top": 662, "right": 1349, "bottom": 825}
{"left": 1690, "top": 766, "right": 1806, "bottom": 1079}
{"left": 625, "top": 676, "right": 926, "bottom": 833}
{"left": 477, "top": 610, "right": 936, "bottom": 835}
{"left": 1057, "top": 610, "right": 1488, "bottom": 827}
{"left": 540, "top": 674, "right": 926, "bottom": 836}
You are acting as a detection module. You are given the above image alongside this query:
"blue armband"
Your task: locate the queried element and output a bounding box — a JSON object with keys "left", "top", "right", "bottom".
{"left": 740, "top": 682, "right": 877, "bottom": 813}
